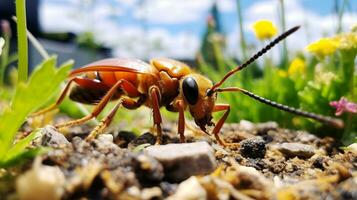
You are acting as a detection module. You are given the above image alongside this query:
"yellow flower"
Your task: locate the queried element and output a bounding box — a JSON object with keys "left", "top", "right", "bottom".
{"left": 288, "top": 58, "right": 305, "bottom": 75}
{"left": 278, "top": 70, "right": 287, "bottom": 78}
{"left": 306, "top": 38, "right": 337, "bottom": 57}
{"left": 252, "top": 20, "right": 278, "bottom": 40}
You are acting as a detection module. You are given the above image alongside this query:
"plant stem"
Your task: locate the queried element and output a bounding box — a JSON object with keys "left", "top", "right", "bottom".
{"left": 335, "top": 0, "right": 348, "bottom": 33}
{"left": 0, "top": 34, "right": 10, "bottom": 85}
{"left": 279, "top": 0, "right": 288, "bottom": 69}
{"left": 341, "top": 50, "right": 356, "bottom": 143}
{"left": 236, "top": 0, "right": 247, "bottom": 61}
{"left": 15, "top": 0, "right": 28, "bottom": 83}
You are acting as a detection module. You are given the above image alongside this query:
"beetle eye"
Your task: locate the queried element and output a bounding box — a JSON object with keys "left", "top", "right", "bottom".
{"left": 182, "top": 77, "right": 199, "bottom": 105}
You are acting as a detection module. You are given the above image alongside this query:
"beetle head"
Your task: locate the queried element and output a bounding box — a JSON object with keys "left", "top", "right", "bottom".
{"left": 180, "top": 74, "right": 216, "bottom": 132}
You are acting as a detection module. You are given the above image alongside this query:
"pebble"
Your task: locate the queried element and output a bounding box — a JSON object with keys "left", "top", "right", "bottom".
{"left": 129, "top": 132, "right": 156, "bottom": 148}
{"left": 94, "top": 134, "right": 118, "bottom": 153}
{"left": 144, "top": 142, "right": 216, "bottom": 182}
{"left": 256, "top": 121, "right": 279, "bottom": 134}
{"left": 239, "top": 137, "right": 266, "bottom": 158}
{"left": 39, "top": 125, "right": 70, "bottom": 148}
{"left": 16, "top": 159, "right": 65, "bottom": 200}
{"left": 277, "top": 142, "right": 316, "bottom": 158}
{"left": 345, "top": 143, "right": 357, "bottom": 154}
{"left": 135, "top": 154, "right": 164, "bottom": 186}
{"left": 239, "top": 120, "right": 255, "bottom": 131}
{"left": 141, "top": 187, "right": 163, "bottom": 200}
{"left": 167, "top": 176, "right": 207, "bottom": 200}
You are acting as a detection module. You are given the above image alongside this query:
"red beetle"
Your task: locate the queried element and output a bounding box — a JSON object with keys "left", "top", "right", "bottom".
{"left": 32, "top": 26, "right": 343, "bottom": 145}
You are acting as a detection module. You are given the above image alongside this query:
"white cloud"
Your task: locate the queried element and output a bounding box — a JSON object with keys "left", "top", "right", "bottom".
{"left": 39, "top": 3, "right": 86, "bottom": 33}
{"left": 92, "top": 23, "right": 200, "bottom": 59}
{"left": 217, "top": 0, "right": 236, "bottom": 12}
{"left": 115, "top": 0, "right": 137, "bottom": 6}
{"left": 133, "top": 0, "right": 213, "bottom": 24}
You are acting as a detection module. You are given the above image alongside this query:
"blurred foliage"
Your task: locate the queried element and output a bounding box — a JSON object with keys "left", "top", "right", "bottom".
{"left": 198, "top": 18, "right": 357, "bottom": 144}
{"left": 76, "top": 31, "right": 103, "bottom": 50}
{"left": 0, "top": 0, "right": 73, "bottom": 167}
{"left": 0, "top": 57, "right": 72, "bottom": 167}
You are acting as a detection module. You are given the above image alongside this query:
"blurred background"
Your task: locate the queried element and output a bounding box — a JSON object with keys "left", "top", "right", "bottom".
{"left": 0, "top": 0, "right": 356, "bottom": 69}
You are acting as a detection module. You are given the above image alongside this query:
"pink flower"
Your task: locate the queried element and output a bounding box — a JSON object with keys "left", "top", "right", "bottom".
{"left": 330, "top": 97, "right": 357, "bottom": 116}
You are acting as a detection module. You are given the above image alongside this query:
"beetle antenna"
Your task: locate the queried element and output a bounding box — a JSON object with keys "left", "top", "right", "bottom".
{"left": 207, "top": 25, "right": 300, "bottom": 96}
{"left": 216, "top": 87, "right": 344, "bottom": 129}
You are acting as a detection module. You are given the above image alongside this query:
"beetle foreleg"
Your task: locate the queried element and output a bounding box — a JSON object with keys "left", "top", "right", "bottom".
{"left": 149, "top": 86, "right": 163, "bottom": 145}
{"left": 176, "top": 100, "right": 186, "bottom": 143}
{"left": 212, "top": 104, "right": 230, "bottom": 146}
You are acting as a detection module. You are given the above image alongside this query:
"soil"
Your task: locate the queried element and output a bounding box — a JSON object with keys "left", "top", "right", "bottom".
{"left": 0, "top": 120, "right": 356, "bottom": 200}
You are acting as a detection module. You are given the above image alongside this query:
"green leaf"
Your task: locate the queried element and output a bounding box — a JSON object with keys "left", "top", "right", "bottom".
{"left": 0, "top": 147, "right": 49, "bottom": 168}
{"left": 132, "top": 143, "right": 151, "bottom": 153}
{"left": 0, "top": 56, "right": 72, "bottom": 163}
{"left": 3, "top": 129, "right": 41, "bottom": 163}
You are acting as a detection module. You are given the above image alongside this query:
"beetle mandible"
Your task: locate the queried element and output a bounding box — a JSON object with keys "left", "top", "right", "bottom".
{"left": 31, "top": 26, "right": 343, "bottom": 145}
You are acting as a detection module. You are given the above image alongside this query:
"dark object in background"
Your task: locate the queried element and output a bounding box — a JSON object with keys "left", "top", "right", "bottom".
{"left": 0, "top": 0, "right": 40, "bottom": 36}
{"left": 0, "top": 0, "right": 111, "bottom": 72}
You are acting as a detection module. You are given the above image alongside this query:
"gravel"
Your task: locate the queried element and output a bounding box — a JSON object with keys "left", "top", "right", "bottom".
{"left": 276, "top": 142, "right": 316, "bottom": 158}
{"left": 144, "top": 142, "right": 217, "bottom": 182}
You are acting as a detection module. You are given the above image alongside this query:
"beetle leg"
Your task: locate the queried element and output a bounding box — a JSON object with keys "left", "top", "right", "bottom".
{"left": 86, "top": 96, "right": 146, "bottom": 140}
{"left": 176, "top": 100, "right": 186, "bottom": 143}
{"left": 149, "top": 86, "right": 163, "bottom": 145}
{"left": 86, "top": 99, "right": 123, "bottom": 141}
{"left": 55, "top": 80, "right": 123, "bottom": 129}
{"left": 54, "top": 79, "right": 138, "bottom": 129}
{"left": 212, "top": 104, "right": 230, "bottom": 146}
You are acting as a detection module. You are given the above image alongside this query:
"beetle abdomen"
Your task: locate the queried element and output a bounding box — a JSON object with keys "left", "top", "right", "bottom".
{"left": 69, "top": 85, "right": 115, "bottom": 104}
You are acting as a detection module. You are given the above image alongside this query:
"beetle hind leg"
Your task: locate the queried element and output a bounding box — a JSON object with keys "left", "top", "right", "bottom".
{"left": 86, "top": 97, "right": 145, "bottom": 141}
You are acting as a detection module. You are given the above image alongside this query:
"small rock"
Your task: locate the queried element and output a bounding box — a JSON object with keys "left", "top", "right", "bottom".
{"left": 16, "top": 159, "right": 65, "bottom": 200}
{"left": 345, "top": 143, "right": 357, "bottom": 154}
{"left": 239, "top": 120, "right": 255, "bottom": 131}
{"left": 256, "top": 121, "right": 279, "bottom": 134}
{"left": 115, "top": 131, "right": 137, "bottom": 148}
{"left": 239, "top": 137, "right": 266, "bottom": 158}
{"left": 167, "top": 177, "right": 206, "bottom": 200}
{"left": 277, "top": 142, "right": 316, "bottom": 158}
{"left": 129, "top": 132, "right": 156, "bottom": 148}
{"left": 94, "top": 134, "right": 118, "bottom": 154}
{"left": 225, "top": 166, "right": 272, "bottom": 193}
{"left": 334, "top": 177, "right": 357, "bottom": 200}
{"left": 311, "top": 156, "right": 327, "bottom": 170}
{"left": 40, "top": 126, "right": 69, "bottom": 148}
{"left": 135, "top": 154, "right": 164, "bottom": 186}
{"left": 160, "top": 182, "right": 178, "bottom": 197}
{"left": 141, "top": 187, "right": 163, "bottom": 200}
{"left": 145, "top": 142, "right": 216, "bottom": 182}
{"left": 296, "top": 131, "right": 318, "bottom": 143}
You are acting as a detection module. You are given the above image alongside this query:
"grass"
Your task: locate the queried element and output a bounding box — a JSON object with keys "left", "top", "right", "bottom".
{"left": 15, "top": 0, "right": 28, "bottom": 84}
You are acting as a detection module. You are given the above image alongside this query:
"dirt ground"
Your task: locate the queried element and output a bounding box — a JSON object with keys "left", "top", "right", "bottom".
{"left": 1, "top": 120, "right": 356, "bottom": 200}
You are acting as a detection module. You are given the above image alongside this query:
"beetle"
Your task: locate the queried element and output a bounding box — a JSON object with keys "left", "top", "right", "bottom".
{"left": 31, "top": 26, "right": 343, "bottom": 145}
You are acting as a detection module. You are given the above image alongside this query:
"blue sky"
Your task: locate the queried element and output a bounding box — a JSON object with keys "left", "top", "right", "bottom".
{"left": 40, "top": 0, "right": 357, "bottom": 59}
